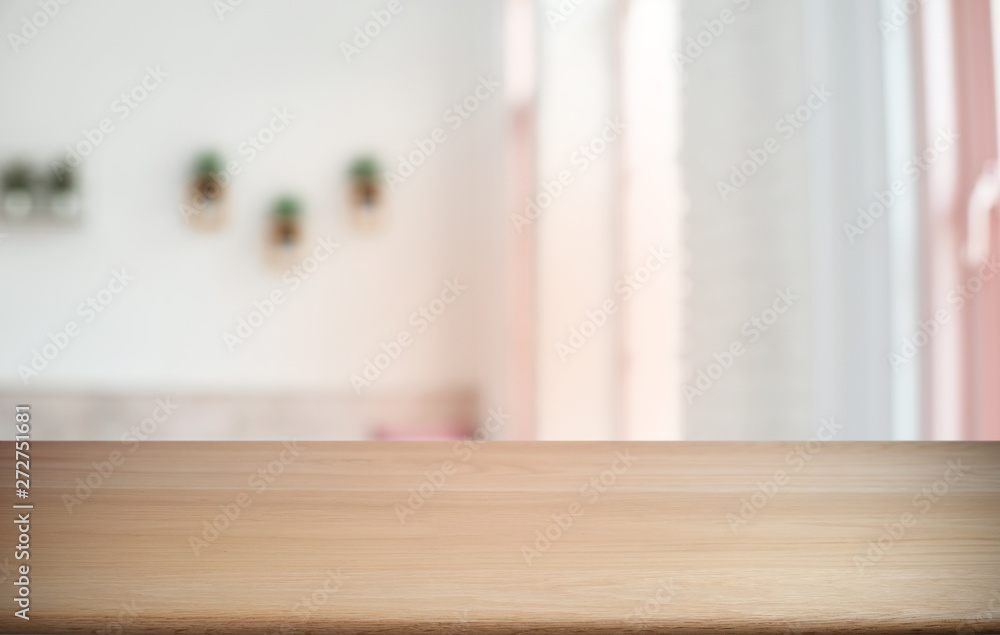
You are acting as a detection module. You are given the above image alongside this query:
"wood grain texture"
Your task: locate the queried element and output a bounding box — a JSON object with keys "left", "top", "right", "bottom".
{"left": 1, "top": 442, "right": 998, "bottom": 634}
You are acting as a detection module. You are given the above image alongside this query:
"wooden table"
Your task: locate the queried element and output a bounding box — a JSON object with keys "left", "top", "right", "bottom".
{"left": 1, "top": 441, "right": 998, "bottom": 634}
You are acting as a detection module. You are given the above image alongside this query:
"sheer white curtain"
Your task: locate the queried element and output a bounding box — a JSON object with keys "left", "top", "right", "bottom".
{"left": 680, "top": 0, "right": 899, "bottom": 440}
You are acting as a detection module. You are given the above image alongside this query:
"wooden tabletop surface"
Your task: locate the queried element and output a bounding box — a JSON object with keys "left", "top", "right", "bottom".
{"left": 1, "top": 441, "right": 998, "bottom": 634}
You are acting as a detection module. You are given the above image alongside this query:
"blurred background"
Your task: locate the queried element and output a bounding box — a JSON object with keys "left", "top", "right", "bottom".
{"left": 0, "top": 0, "right": 997, "bottom": 441}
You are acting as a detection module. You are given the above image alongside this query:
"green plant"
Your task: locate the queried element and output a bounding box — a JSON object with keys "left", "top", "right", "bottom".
{"left": 272, "top": 195, "right": 303, "bottom": 218}
{"left": 348, "top": 156, "right": 381, "bottom": 181}
{"left": 193, "top": 151, "right": 224, "bottom": 177}
{"left": 2, "top": 163, "right": 32, "bottom": 192}
{"left": 50, "top": 166, "right": 75, "bottom": 192}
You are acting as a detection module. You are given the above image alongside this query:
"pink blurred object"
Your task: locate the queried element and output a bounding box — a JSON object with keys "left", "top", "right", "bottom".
{"left": 372, "top": 421, "right": 472, "bottom": 440}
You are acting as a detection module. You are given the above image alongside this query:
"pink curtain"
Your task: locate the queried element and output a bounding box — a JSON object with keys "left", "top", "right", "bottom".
{"left": 919, "top": 0, "right": 1000, "bottom": 439}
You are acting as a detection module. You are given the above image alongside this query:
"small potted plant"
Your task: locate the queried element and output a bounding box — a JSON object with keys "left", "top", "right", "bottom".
{"left": 2, "top": 163, "right": 34, "bottom": 219}
{"left": 270, "top": 194, "right": 303, "bottom": 246}
{"left": 185, "top": 151, "right": 227, "bottom": 230}
{"left": 48, "top": 166, "right": 81, "bottom": 219}
{"left": 348, "top": 156, "right": 382, "bottom": 210}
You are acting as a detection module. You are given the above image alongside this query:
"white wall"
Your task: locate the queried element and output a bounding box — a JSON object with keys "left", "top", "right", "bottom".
{"left": 0, "top": 1, "right": 508, "bottom": 413}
